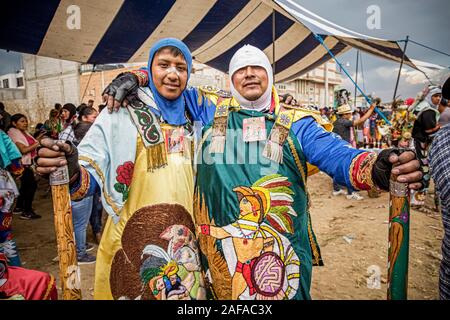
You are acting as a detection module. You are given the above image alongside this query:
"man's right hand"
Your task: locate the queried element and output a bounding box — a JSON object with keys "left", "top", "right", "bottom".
{"left": 36, "top": 138, "right": 80, "bottom": 182}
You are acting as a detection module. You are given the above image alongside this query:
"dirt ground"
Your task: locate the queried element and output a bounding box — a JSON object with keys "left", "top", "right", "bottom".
{"left": 12, "top": 172, "right": 443, "bottom": 300}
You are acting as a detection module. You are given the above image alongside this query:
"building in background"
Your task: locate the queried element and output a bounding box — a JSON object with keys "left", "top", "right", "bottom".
{"left": 275, "top": 61, "right": 343, "bottom": 107}
{"left": 0, "top": 69, "right": 24, "bottom": 89}
{"left": 0, "top": 53, "right": 341, "bottom": 125}
{"left": 0, "top": 54, "right": 80, "bottom": 125}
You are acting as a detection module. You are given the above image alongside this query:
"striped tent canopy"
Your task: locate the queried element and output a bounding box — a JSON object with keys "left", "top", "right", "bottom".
{"left": 0, "top": 0, "right": 416, "bottom": 82}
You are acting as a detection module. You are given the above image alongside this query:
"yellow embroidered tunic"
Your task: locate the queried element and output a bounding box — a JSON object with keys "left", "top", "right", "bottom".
{"left": 93, "top": 127, "right": 199, "bottom": 300}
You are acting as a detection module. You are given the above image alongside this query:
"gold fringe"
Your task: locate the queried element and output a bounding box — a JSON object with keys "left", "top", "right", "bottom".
{"left": 146, "top": 142, "right": 168, "bottom": 172}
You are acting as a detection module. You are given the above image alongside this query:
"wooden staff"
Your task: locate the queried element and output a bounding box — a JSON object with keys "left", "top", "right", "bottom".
{"left": 387, "top": 172, "right": 410, "bottom": 300}
{"left": 50, "top": 164, "right": 82, "bottom": 300}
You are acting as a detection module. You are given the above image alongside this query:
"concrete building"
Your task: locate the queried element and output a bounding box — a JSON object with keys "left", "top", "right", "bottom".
{"left": 1, "top": 54, "right": 80, "bottom": 125}
{"left": 0, "top": 70, "right": 25, "bottom": 89}
{"left": 275, "top": 61, "right": 343, "bottom": 107}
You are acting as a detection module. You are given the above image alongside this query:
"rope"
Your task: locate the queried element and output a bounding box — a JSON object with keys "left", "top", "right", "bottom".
{"left": 407, "top": 39, "right": 450, "bottom": 58}
{"left": 313, "top": 34, "right": 391, "bottom": 125}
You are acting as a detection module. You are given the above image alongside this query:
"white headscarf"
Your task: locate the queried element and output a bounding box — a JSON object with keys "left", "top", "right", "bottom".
{"left": 229, "top": 45, "right": 273, "bottom": 112}
{"left": 425, "top": 85, "right": 442, "bottom": 108}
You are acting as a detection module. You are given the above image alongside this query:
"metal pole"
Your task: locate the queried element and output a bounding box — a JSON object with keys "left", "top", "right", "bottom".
{"left": 272, "top": 10, "right": 276, "bottom": 78}
{"left": 354, "top": 50, "right": 359, "bottom": 107}
{"left": 392, "top": 36, "right": 409, "bottom": 103}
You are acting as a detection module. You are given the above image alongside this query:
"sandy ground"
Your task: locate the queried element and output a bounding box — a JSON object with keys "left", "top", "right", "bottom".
{"left": 12, "top": 172, "right": 443, "bottom": 300}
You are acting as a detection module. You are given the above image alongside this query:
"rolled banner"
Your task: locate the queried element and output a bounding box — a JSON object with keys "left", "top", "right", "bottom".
{"left": 50, "top": 163, "right": 82, "bottom": 300}
{"left": 387, "top": 174, "right": 410, "bottom": 300}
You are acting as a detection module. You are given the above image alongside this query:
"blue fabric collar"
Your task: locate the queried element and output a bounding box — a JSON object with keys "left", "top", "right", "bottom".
{"left": 147, "top": 38, "right": 192, "bottom": 126}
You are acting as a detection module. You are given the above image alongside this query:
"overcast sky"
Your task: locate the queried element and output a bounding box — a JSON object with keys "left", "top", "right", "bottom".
{"left": 1, "top": 0, "right": 449, "bottom": 101}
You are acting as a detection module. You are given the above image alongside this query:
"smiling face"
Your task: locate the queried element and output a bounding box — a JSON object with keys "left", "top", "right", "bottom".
{"left": 151, "top": 48, "right": 188, "bottom": 100}
{"left": 232, "top": 65, "right": 268, "bottom": 101}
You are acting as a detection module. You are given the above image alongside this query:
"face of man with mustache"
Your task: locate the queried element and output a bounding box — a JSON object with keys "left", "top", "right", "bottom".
{"left": 232, "top": 65, "right": 269, "bottom": 101}
{"left": 151, "top": 48, "right": 188, "bottom": 100}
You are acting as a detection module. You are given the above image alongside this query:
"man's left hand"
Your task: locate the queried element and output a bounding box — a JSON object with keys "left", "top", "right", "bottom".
{"left": 389, "top": 151, "right": 423, "bottom": 190}
{"left": 372, "top": 149, "right": 423, "bottom": 191}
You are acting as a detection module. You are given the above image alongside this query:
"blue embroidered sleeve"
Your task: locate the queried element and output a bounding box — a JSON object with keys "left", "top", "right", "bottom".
{"left": 183, "top": 87, "right": 217, "bottom": 126}
{"left": 292, "top": 117, "right": 365, "bottom": 187}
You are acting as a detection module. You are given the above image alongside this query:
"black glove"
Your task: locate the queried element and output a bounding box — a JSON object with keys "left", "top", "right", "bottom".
{"left": 372, "top": 148, "right": 400, "bottom": 191}
{"left": 64, "top": 140, "right": 80, "bottom": 184}
{"left": 102, "top": 72, "right": 138, "bottom": 105}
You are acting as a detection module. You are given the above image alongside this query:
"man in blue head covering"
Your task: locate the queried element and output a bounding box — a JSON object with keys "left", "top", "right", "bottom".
{"left": 33, "top": 38, "right": 217, "bottom": 300}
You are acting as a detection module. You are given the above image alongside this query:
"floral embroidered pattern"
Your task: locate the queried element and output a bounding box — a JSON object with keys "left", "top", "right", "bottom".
{"left": 349, "top": 152, "right": 377, "bottom": 191}
{"left": 114, "top": 161, "right": 134, "bottom": 202}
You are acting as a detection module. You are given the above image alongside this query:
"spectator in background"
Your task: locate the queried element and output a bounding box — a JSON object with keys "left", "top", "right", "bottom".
{"left": 331, "top": 103, "right": 376, "bottom": 200}
{"left": 7, "top": 114, "right": 44, "bottom": 220}
{"left": 429, "top": 76, "right": 450, "bottom": 300}
{"left": 59, "top": 103, "right": 78, "bottom": 143}
{"left": 0, "top": 103, "right": 11, "bottom": 132}
{"left": 0, "top": 129, "right": 23, "bottom": 266}
{"left": 73, "top": 106, "right": 103, "bottom": 245}
{"left": 54, "top": 103, "right": 62, "bottom": 113}
{"left": 281, "top": 93, "right": 293, "bottom": 105}
{"left": 438, "top": 98, "right": 450, "bottom": 127}
{"left": 33, "top": 123, "right": 44, "bottom": 139}
{"left": 98, "top": 104, "right": 106, "bottom": 113}
{"left": 73, "top": 106, "right": 98, "bottom": 143}
{"left": 43, "top": 109, "right": 62, "bottom": 139}
{"left": 58, "top": 104, "right": 97, "bottom": 264}
{"left": 87, "top": 99, "right": 94, "bottom": 108}
{"left": 76, "top": 103, "right": 87, "bottom": 115}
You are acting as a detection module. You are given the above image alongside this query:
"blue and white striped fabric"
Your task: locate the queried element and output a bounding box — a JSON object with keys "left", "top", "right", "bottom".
{"left": 430, "top": 124, "right": 450, "bottom": 300}
{"left": 0, "top": 0, "right": 416, "bottom": 81}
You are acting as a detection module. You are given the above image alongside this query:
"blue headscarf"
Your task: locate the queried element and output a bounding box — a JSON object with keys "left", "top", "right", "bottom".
{"left": 147, "top": 38, "right": 192, "bottom": 125}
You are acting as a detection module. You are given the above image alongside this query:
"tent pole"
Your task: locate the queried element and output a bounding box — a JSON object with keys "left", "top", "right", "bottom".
{"left": 272, "top": 10, "right": 276, "bottom": 78}
{"left": 392, "top": 36, "right": 409, "bottom": 104}
{"left": 354, "top": 50, "right": 359, "bottom": 107}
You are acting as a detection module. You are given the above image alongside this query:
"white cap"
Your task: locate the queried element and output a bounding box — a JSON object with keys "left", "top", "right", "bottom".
{"left": 229, "top": 45, "right": 273, "bottom": 112}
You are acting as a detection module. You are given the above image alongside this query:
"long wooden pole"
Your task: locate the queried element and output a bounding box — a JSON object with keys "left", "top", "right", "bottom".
{"left": 50, "top": 164, "right": 82, "bottom": 300}
{"left": 387, "top": 171, "right": 410, "bottom": 300}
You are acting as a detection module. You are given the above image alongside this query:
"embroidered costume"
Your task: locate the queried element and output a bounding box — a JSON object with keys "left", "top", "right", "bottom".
{"left": 194, "top": 45, "right": 377, "bottom": 300}
{"left": 72, "top": 39, "right": 216, "bottom": 300}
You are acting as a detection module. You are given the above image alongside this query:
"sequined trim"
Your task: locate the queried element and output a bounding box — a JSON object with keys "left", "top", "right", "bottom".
{"left": 70, "top": 166, "right": 90, "bottom": 201}
{"left": 130, "top": 69, "right": 148, "bottom": 87}
{"left": 349, "top": 152, "right": 377, "bottom": 191}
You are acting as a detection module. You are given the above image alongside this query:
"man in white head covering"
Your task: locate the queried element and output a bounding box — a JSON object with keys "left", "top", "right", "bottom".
{"left": 193, "top": 44, "right": 424, "bottom": 300}
{"left": 99, "top": 43, "right": 424, "bottom": 300}
{"left": 228, "top": 45, "right": 274, "bottom": 112}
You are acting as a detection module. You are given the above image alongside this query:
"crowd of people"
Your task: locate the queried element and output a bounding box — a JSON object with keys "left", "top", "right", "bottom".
{"left": 0, "top": 37, "right": 448, "bottom": 300}
{"left": 0, "top": 100, "right": 106, "bottom": 299}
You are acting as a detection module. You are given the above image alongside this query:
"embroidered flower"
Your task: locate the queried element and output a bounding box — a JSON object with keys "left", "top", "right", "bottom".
{"left": 114, "top": 162, "right": 134, "bottom": 202}
{"left": 400, "top": 211, "right": 409, "bottom": 224}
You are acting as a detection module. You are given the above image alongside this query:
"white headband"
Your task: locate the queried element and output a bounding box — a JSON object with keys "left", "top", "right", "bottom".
{"left": 229, "top": 45, "right": 273, "bottom": 112}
